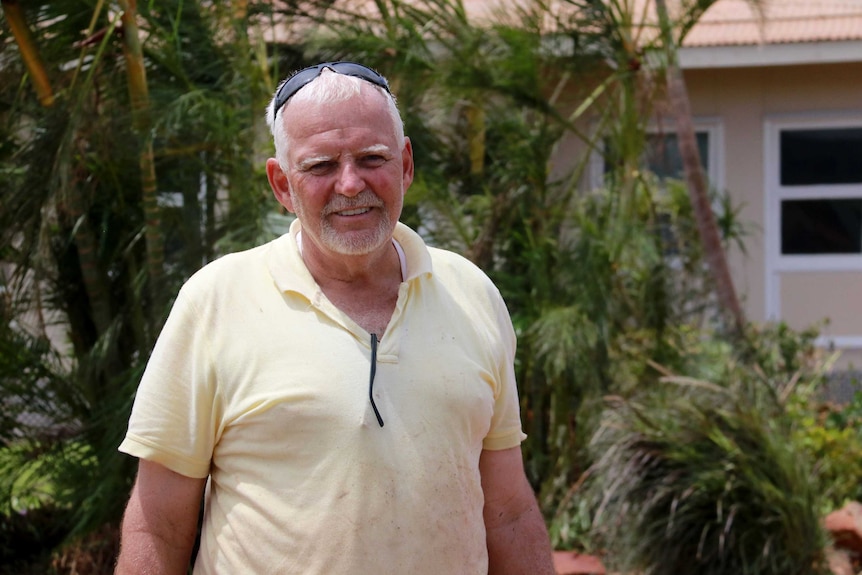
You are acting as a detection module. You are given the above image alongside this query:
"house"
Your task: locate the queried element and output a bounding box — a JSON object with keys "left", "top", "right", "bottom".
{"left": 676, "top": 0, "right": 862, "bottom": 370}
{"left": 547, "top": 0, "right": 862, "bottom": 372}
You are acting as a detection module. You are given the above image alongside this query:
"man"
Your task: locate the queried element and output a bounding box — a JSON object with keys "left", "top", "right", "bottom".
{"left": 115, "top": 61, "right": 556, "bottom": 575}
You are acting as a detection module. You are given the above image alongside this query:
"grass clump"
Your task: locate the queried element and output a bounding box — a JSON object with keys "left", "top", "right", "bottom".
{"left": 585, "top": 359, "right": 829, "bottom": 575}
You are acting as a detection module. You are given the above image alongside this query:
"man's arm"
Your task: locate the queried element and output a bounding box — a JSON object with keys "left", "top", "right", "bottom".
{"left": 480, "top": 446, "right": 556, "bottom": 575}
{"left": 115, "top": 459, "right": 207, "bottom": 575}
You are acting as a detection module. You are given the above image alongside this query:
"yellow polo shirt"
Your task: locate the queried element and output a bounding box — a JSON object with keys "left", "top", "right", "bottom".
{"left": 119, "top": 220, "right": 526, "bottom": 574}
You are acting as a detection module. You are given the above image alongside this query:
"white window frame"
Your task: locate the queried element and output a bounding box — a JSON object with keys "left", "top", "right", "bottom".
{"left": 764, "top": 112, "right": 862, "bottom": 350}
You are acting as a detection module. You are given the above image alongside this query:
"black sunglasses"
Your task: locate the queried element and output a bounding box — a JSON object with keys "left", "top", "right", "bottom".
{"left": 273, "top": 61, "right": 391, "bottom": 116}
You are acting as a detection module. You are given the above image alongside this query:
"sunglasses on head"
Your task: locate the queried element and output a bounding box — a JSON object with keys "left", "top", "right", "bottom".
{"left": 272, "top": 61, "right": 392, "bottom": 116}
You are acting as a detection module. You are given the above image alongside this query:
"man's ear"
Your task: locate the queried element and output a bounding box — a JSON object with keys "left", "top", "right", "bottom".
{"left": 266, "top": 158, "right": 294, "bottom": 213}
{"left": 401, "top": 137, "right": 414, "bottom": 193}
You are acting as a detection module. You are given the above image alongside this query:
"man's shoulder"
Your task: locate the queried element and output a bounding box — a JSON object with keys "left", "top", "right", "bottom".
{"left": 393, "top": 223, "right": 490, "bottom": 284}
{"left": 424, "top": 245, "right": 504, "bottom": 307}
{"left": 181, "top": 236, "right": 287, "bottom": 292}
{"left": 427, "top": 245, "right": 484, "bottom": 275}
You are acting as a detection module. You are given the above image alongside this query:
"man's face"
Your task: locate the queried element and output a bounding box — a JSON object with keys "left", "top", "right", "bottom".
{"left": 273, "top": 86, "right": 413, "bottom": 258}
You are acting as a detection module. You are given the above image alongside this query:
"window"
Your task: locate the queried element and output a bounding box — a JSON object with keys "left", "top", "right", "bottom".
{"left": 589, "top": 121, "right": 723, "bottom": 262}
{"left": 644, "top": 131, "right": 710, "bottom": 181}
{"left": 777, "top": 127, "right": 862, "bottom": 257}
{"left": 591, "top": 120, "right": 723, "bottom": 191}
{"left": 764, "top": 115, "right": 862, "bottom": 327}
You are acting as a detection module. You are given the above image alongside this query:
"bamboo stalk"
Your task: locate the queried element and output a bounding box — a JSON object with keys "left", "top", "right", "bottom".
{"left": 2, "top": 0, "right": 54, "bottom": 106}
{"left": 117, "top": 0, "right": 165, "bottom": 325}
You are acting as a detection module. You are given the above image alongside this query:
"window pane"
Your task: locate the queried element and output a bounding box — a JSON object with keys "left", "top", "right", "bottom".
{"left": 644, "top": 132, "right": 709, "bottom": 180}
{"left": 603, "top": 132, "right": 709, "bottom": 178}
{"left": 781, "top": 198, "right": 862, "bottom": 254}
{"left": 781, "top": 128, "right": 862, "bottom": 186}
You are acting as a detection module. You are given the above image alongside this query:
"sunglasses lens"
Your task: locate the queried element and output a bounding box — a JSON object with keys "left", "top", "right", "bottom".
{"left": 332, "top": 62, "right": 390, "bottom": 91}
{"left": 274, "top": 66, "right": 322, "bottom": 111}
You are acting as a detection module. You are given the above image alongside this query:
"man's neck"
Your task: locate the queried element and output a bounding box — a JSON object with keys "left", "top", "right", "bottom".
{"left": 296, "top": 232, "right": 402, "bottom": 336}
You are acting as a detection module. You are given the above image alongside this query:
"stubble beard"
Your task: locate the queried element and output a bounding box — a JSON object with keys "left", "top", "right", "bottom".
{"left": 292, "top": 189, "right": 396, "bottom": 256}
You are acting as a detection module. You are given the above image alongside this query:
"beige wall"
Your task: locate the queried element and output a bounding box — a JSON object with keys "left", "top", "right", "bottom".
{"left": 781, "top": 271, "right": 862, "bottom": 334}
{"left": 684, "top": 61, "right": 862, "bottom": 368}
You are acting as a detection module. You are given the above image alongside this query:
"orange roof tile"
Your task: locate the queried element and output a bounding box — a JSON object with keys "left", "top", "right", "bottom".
{"left": 264, "top": 0, "right": 862, "bottom": 50}
{"left": 685, "top": 0, "right": 862, "bottom": 46}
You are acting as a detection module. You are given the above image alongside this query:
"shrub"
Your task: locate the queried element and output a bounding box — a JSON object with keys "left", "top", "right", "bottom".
{"left": 585, "top": 375, "right": 828, "bottom": 575}
{"left": 789, "top": 387, "right": 862, "bottom": 512}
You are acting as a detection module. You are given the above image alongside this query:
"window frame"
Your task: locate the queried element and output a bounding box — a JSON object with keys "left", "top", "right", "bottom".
{"left": 764, "top": 113, "right": 862, "bottom": 350}
{"left": 766, "top": 115, "right": 862, "bottom": 274}
{"left": 765, "top": 114, "right": 862, "bottom": 280}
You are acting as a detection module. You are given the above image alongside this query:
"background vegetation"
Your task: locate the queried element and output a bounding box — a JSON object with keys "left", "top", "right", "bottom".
{"left": 1, "top": 1, "right": 859, "bottom": 573}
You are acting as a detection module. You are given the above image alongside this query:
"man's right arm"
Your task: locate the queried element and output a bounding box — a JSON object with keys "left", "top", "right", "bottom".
{"left": 115, "top": 459, "right": 207, "bottom": 575}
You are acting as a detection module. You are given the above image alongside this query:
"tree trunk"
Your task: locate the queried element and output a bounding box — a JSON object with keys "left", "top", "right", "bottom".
{"left": 654, "top": 0, "right": 746, "bottom": 339}
{"left": 118, "top": 0, "right": 165, "bottom": 328}
{"left": 2, "top": 0, "right": 54, "bottom": 106}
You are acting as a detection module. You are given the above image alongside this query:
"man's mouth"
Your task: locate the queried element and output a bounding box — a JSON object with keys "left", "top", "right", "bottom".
{"left": 336, "top": 207, "right": 371, "bottom": 216}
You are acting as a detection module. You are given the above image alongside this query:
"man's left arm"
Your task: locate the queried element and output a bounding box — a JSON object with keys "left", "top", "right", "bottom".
{"left": 480, "top": 446, "right": 556, "bottom": 575}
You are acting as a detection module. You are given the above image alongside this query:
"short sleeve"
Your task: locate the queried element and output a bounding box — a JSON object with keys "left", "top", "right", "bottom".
{"left": 118, "top": 284, "right": 221, "bottom": 478}
{"left": 481, "top": 287, "right": 527, "bottom": 451}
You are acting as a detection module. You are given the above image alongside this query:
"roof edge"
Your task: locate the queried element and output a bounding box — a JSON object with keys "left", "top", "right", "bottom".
{"left": 679, "top": 39, "right": 862, "bottom": 69}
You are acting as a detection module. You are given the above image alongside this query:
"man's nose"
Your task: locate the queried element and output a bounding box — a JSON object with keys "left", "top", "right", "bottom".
{"left": 335, "top": 162, "right": 364, "bottom": 197}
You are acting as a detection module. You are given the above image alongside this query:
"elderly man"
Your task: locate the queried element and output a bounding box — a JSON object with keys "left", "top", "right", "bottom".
{"left": 114, "top": 61, "right": 555, "bottom": 575}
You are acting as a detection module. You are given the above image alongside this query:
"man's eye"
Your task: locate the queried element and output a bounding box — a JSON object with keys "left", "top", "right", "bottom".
{"left": 362, "top": 155, "right": 387, "bottom": 167}
{"left": 308, "top": 162, "right": 335, "bottom": 175}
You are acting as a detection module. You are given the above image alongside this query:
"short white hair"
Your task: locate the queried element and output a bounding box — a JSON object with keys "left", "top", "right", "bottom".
{"left": 265, "top": 68, "right": 405, "bottom": 170}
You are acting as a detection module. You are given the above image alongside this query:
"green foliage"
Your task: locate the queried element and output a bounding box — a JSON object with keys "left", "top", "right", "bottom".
{"left": 0, "top": 439, "right": 87, "bottom": 570}
{"left": 584, "top": 352, "right": 829, "bottom": 575}
{"left": 0, "top": 1, "right": 276, "bottom": 560}
{"left": 540, "top": 180, "right": 744, "bottom": 551}
{"left": 789, "top": 384, "right": 862, "bottom": 512}
{"left": 570, "top": 320, "right": 839, "bottom": 574}
{"left": 738, "top": 320, "right": 862, "bottom": 512}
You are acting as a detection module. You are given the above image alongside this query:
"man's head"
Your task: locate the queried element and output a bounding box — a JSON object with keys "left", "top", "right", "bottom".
{"left": 265, "top": 62, "right": 413, "bottom": 259}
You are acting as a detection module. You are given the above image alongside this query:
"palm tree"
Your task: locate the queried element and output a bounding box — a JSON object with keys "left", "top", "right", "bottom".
{"left": 299, "top": 0, "right": 736, "bottom": 493}
{"left": 0, "top": 1, "right": 279, "bottom": 566}
{"left": 118, "top": 0, "right": 166, "bottom": 322}
{"left": 1, "top": 0, "right": 54, "bottom": 106}
{"left": 653, "top": 0, "right": 747, "bottom": 338}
